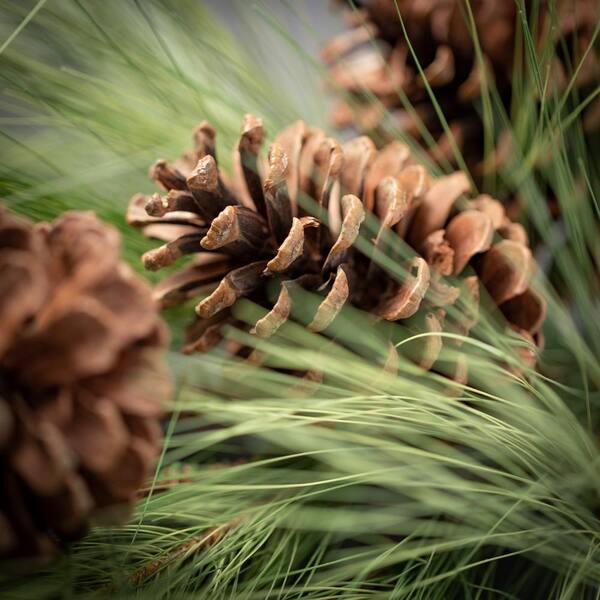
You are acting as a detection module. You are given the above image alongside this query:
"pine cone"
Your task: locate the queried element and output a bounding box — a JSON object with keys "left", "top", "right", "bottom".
{"left": 127, "top": 114, "right": 545, "bottom": 377}
{"left": 0, "top": 206, "right": 170, "bottom": 559}
{"left": 322, "top": 0, "right": 599, "bottom": 171}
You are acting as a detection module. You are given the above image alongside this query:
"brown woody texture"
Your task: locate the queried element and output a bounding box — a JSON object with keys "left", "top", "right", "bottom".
{"left": 128, "top": 114, "right": 545, "bottom": 377}
{"left": 322, "top": 0, "right": 599, "bottom": 172}
{"left": 0, "top": 206, "right": 170, "bottom": 559}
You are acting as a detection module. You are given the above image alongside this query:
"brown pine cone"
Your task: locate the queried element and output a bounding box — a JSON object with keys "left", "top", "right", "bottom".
{"left": 0, "top": 206, "right": 170, "bottom": 559}
{"left": 127, "top": 114, "right": 545, "bottom": 377}
{"left": 321, "top": 0, "right": 599, "bottom": 172}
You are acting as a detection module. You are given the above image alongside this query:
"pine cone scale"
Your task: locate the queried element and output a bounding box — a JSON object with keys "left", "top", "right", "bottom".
{"left": 195, "top": 260, "right": 269, "bottom": 320}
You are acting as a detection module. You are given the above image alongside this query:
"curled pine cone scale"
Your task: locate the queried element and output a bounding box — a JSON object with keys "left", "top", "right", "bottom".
{"left": 0, "top": 206, "right": 170, "bottom": 559}
{"left": 128, "top": 113, "right": 546, "bottom": 373}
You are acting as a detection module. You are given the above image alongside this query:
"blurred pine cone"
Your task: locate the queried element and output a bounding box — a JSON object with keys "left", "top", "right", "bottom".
{"left": 128, "top": 114, "right": 545, "bottom": 377}
{"left": 321, "top": 0, "right": 599, "bottom": 172}
{"left": 0, "top": 206, "right": 170, "bottom": 559}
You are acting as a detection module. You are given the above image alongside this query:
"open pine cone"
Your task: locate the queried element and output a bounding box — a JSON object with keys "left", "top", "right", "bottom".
{"left": 0, "top": 206, "right": 170, "bottom": 559}
{"left": 322, "top": 0, "right": 599, "bottom": 172}
{"left": 127, "top": 114, "right": 545, "bottom": 377}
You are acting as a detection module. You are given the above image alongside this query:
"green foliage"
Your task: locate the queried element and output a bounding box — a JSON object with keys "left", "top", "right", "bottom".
{"left": 0, "top": 1, "right": 599, "bottom": 598}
